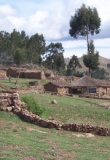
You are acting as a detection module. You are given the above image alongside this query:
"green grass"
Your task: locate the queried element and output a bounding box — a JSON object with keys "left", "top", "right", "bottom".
{"left": 0, "top": 111, "right": 110, "bottom": 160}
{"left": 21, "top": 94, "right": 45, "bottom": 116}
{"left": 0, "top": 78, "right": 47, "bottom": 89}
{"left": 1, "top": 78, "right": 110, "bottom": 159}
{"left": 20, "top": 92, "right": 110, "bottom": 127}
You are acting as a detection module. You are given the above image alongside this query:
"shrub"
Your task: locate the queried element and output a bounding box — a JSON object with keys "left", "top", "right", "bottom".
{"left": 21, "top": 95, "right": 45, "bottom": 116}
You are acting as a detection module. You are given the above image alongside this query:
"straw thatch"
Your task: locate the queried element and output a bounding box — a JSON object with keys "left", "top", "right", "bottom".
{"left": 7, "top": 67, "right": 26, "bottom": 77}
{"left": 70, "top": 76, "right": 110, "bottom": 96}
{"left": 71, "top": 75, "right": 110, "bottom": 87}
{"left": 6, "top": 67, "right": 46, "bottom": 79}
{"left": 44, "top": 81, "right": 70, "bottom": 95}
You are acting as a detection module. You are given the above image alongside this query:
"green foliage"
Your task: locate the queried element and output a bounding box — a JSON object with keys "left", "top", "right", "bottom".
{"left": 69, "top": 4, "right": 101, "bottom": 52}
{"left": 0, "top": 29, "right": 46, "bottom": 66}
{"left": 13, "top": 48, "right": 26, "bottom": 65}
{"left": 21, "top": 95, "right": 45, "bottom": 116}
{"left": 92, "top": 68, "right": 106, "bottom": 79}
{"left": 83, "top": 40, "right": 99, "bottom": 75}
{"left": 73, "top": 71, "right": 84, "bottom": 77}
{"left": 69, "top": 4, "right": 101, "bottom": 38}
{"left": 27, "top": 33, "right": 46, "bottom": 64}
{"left": 66, "top": 55, "right": 81, "bottom": 75}
{"left": 44, "top": 42, "right": 65, "bottom": 75}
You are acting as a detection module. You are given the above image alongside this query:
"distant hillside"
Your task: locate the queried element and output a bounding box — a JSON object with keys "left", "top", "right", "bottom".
{"left": 65, "top": 56, "right": 110, "bottom": 76}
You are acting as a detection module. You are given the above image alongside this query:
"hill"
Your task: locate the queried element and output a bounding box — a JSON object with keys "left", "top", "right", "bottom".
{"left": 65, "top": 56, "right": 110, "bottom": 76}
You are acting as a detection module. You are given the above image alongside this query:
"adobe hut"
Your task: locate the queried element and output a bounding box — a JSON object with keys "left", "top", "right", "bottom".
{"left": 6, "top": 67, "right": 26, "bottom": 78}
{"left": 24, "top": 70, "right": 46, "bottom": 79}
{"left": 7, "top": 68, "right": 46, "bottom": 80}
{"left": 44, "top": 81, "right": 70, "bottom": 95}
{"left": 70, "top": 75, "right": 110, "bottom": 97}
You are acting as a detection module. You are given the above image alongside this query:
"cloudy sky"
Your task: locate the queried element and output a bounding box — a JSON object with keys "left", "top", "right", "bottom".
{"left": 0, "top": 0, "right": 110, "bottom": 59}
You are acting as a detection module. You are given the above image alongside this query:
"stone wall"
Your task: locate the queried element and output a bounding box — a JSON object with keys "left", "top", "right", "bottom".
{"left": 12, "top": 108, "right": 110, "bottom": 136}
{"left": 1, "top": 91, "right": 110, "bottom": 136}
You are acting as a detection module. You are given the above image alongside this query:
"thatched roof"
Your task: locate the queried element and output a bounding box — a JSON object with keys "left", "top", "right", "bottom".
{"left": 44, "top": 81, "right": 71, "bottom": 88}
{"left": 7, "top": 67, "right": 27, "bottom": 72}
{"left": 71, "top": 76, "right": 110, "bottom": 87}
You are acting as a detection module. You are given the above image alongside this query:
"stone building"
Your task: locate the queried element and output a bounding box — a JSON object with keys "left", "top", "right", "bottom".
{"left": 70, "top": 75, "right": 110, "bottom": 97}
{"left": 6, "top": 67, "right": 46, "bottom": 80}
{"left": 44, "top": 81, "right": 70, "bottom": 95}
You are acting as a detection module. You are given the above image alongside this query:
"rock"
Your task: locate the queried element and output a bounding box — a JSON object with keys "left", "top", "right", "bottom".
{"left": 0, "top": 106, "right": 7, "bottom": 111}
{"left": 51, "top": 100, "right": 57, "bottom": 104}
{"left": 7, "top": 107, "right": 13, "bottom": 112}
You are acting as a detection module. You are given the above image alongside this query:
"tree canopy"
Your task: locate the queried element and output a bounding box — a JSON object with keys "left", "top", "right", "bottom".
{"left": 43, "top": 42, "right": 65, "bottom": 75}
{"left": 83, "top": 40, "right": 99, "bottom": 75}
{"left": 66, "top": 55, "right": 81, "bottom": 76}
{"left": 69, "top": 4, "right": 101, "bottom": 52}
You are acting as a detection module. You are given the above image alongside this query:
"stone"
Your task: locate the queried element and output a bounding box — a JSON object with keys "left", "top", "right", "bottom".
{"left": 51, "top": 100, "right": 57, "bottom": 104}
{"left": 7, "top": 107, "right": 13, "bottom": 112}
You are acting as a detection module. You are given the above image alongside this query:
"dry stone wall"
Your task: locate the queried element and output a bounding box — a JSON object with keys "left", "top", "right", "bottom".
{"left": 0, "top": 91, "right": 110, "bottom": 136}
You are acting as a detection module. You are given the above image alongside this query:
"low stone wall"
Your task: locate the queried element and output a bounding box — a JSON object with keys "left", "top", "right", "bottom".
{"left": 13, "top": 109, "right": 62, "bottom": 130}
{"left": 12, "top": 108, "right": 110, "bottom": 136}
{"left": 61, "top": 123, "right": 110, "bottom": 136}
{"left": 79, "top": 94, "right": 110, "bottom": 100}
{"left": 1, "top": 91, "right": 110, "bottom": 136}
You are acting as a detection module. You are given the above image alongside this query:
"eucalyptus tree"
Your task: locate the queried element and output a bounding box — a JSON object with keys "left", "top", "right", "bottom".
{"left": 66, "top": 55, "right": 81, "bottom": 76}
{"left": 13, "top": 48, "right": 26, "bottom": 65}
{"left": 69, "top": 4, "right": 101, "bottom": 52}
{"left": 27, "top": 33, "right": 46, "bottom": 64}
{"left": 44, "top": 42, "right": 65, "bottom": 74}
{"left": 83, "top": 40, "right": 99, "bottom": 75}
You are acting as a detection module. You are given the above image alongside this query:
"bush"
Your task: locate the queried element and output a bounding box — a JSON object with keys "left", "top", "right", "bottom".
{"left": 21, "top": 95, "right": 45, "bottom": 116}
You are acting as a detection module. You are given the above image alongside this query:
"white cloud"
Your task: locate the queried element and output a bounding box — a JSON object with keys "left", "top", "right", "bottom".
{"left": 0, "top": 4, "right": 16, "bottom": 16}
{"left": 0, "top": 0, "right": 110, "bottom": 59}
{"left": 63, "top": 38, "right": 110, "bottom": 58}
{"left": 7, "top": 16, "right": 26, "bottom": 28}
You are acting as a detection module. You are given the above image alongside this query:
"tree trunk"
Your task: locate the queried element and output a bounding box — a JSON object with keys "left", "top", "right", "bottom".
{"left": 88, "top": 67, "right": 91, "bottom": 77}
{"left": 86, "top": 26, "right": 89, "bottom": 53}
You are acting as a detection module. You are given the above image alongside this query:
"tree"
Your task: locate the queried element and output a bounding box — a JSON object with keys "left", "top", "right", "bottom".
{"left": 83, "top": 40, "right": 99, "bottom": 76}
{"left": 92, "top": 68, "right": 106, "bottom": 79}
{"left": 69, "top": 4, "right": 101, "bottom": 52}
{"left": 66, "top": 55, "right": 81, "bottom": 76}
{"left": 13, "top": 48, "right": 26, "bottom": 65}
{"left": 27, "top": 33, "right": 45, "bottom": 64}
{"left": 44, "top": 42, "right": 65, "bottom": 74}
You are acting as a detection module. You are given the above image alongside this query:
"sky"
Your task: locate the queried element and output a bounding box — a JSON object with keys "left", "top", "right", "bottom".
{"left": 0, "top": 0, "right": 110, "bottom": 59}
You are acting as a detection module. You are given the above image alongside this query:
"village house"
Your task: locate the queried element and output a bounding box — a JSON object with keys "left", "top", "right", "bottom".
{"left": 44, "top": 81, "right": 70, "bottom": 95}
{"left": 70, "top": 75, "right": 110, "bottom": 97}
{"left": 6, "top": 67, "right": 46, "bottom": 80}
{"left": 6, "top": 67, "right": 26, "bottom": 78}
{"left": 24, "top": 70, "right": 46, "bottom": 79}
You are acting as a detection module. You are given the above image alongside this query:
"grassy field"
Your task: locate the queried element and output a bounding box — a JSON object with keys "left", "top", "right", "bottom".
{"left": 0, "top": 111, "right": 110, "bottom": 160}
{"left": 21, "top": 92, "right": 110, "bottom": 128}
{"left": 0, "top": 78, "right": 110, "bottom": 159}
{"left": 0, "top": 78, "right": 47, "bottom": 89}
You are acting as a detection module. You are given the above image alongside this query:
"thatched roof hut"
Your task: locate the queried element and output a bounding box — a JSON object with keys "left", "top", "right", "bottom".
{"left": 24, "top": 70, "right": 46, "bottom": 79}
{"left": 6, "top": 67, "right": 26, "bottom": 77}
{"left": 70, "top": 75, "right": 110, "bottom": 96}
{"left": 44, "top": 81, "right": 70, "bottom": 95}
{"left": 6, "top": 67, "right": 46, "bottom": 79}
{"left": 71, "top": 76, "right": 110, "bottom": 87}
